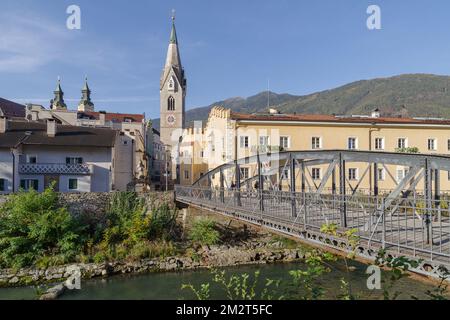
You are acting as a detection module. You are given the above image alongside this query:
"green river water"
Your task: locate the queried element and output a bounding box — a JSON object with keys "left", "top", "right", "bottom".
{"left": 0, "top": 260, "right": 444, "bottom": 300}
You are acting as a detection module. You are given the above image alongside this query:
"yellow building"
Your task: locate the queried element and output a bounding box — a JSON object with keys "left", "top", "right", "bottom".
{"left": 179, "top": 106, "right": 450, "bottom": 192}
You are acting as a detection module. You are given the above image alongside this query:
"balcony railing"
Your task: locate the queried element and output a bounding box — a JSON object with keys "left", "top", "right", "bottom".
{"left": 19, "top": 163, "right": 93, "bottom": 175}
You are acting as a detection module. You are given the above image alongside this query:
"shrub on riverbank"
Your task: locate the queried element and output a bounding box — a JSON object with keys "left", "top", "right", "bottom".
{"left": 0, "top": 187, "right": 180, "bottom": 269}
{"left": 0, "top": 187, "right": 85, "bottom": 269}
{"left": 189, "top": 218, "right": 220, "bottom": 246}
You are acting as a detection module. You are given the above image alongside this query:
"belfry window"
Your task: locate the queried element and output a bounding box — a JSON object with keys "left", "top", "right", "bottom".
{"left": 168, "top": 96, "right": 175, "bottom": 111}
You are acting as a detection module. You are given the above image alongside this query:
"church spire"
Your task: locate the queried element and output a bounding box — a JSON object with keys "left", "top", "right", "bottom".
{"left": 161, "top": 10, "right": 184, "bottom": 90}
{"left": 51, "top": 77, "right": 67, "bottom": 110}
{"left": 78, "top": 76, "right": 95, "bottom": 112}
{"left": 170, "top": 10, "right": 178, "bottom": 44}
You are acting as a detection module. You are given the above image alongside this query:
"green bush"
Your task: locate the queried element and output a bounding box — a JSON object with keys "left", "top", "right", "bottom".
{"left": 149, "top": 203, "right": 178, "bottom": 240}
{"left": 189, "top": 218, "right": 220, "bottom": 246}
{"left": 0, "top": 186, "right": 84, "bottom": 269}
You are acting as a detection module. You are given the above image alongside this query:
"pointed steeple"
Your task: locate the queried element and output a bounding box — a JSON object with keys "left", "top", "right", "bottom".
{"left": 51, "top": 77, "right": 67, "bottom": 110}
{"left": 78, "top": 76, "right": 95, "bottom": 112}
{"left": 161, "top": 11, "right": 185, "bottom": 90}
{"left": 170, "top": 13, "right": 178, "bottom": 44}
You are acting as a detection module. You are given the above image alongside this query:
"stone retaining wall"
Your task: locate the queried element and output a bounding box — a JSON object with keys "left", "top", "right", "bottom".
{"left": 0, "top": 191, "right": 174, "bottom": 217}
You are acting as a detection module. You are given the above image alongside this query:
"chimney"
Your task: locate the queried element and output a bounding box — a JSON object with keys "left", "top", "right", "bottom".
{"left": 371, "top": 108, "right": 381, "bottom": 118}
{"left": 0, "top": 116, "right": 7, "bottom": 133}
{"left": 47, "top": 119, "right": 57, "bottom": 137}
{"left": 99, "top": 111, "right": 106, "bottom": 125}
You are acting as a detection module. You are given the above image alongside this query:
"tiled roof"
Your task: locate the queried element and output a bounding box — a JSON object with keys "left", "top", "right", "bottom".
{"left": 81, "top": 111, "right": 144, "bottom": 123}
{"left": 230, "top": 112, "right": 450, "bottom": 126}
{"left": 0, "top": 98, "right": 26, "bottom": 118}
{"left": 0, "top": 120, "right": 117, "bottom": 148}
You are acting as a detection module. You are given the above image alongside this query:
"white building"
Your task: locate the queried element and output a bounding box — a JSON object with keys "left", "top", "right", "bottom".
{"left": 24, "top": 78, "right": 148, "bottom": 191}
{"left": 0, "top": 117, "right": 117, "bottom": 194}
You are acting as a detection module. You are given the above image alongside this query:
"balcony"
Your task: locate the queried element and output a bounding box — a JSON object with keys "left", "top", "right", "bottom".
{"left": 19, "top": 163, "right": 93, "bottom": 175}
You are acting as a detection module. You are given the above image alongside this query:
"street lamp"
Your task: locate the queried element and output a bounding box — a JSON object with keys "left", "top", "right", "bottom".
{"left": 164, "top": 144, "right": 171, "bottom": 191}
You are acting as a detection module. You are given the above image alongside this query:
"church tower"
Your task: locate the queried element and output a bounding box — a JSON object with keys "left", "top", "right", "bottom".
{"left": 160, "top": 13, "right": 186, "bottom": 148}
{"left": 50, "top": 77, "right": 67, "bottom": 110}
{"left": 78, "top": 77, "right": 95, "bottom": 112}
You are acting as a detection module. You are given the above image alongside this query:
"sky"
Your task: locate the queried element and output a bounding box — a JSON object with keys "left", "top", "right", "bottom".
{"left": 2, "top": 0, "right": 450, "bottom": 120}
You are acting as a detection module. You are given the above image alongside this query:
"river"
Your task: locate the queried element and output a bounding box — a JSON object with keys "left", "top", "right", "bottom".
{"left": 0, "top": 259, "right": 444, "bottom": 300}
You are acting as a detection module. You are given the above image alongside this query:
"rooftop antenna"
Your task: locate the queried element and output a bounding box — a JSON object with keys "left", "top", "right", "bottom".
{"left": 171, "top": 9, "right": 176, "bottom": 22}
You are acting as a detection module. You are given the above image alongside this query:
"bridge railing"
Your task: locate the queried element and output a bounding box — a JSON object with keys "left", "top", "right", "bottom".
{"left": 175, "top": 185, "right": 450, "bottom": 265}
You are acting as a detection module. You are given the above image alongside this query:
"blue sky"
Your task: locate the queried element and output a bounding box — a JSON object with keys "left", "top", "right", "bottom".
{"left": 2, "top": 0, "right": 450, "bottom": 119}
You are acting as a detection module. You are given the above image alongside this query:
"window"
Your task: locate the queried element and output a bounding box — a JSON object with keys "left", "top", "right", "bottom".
{"left": 311, "top": 168, "right": 321, "bottom": 180}
{"left": 242, "top": 167, "right": 250, "bottom": 180}
{"left": 348, "top": 137, "right": 358, "bottom": 150}
{"left": 68, "top": 179, "right": 78, "bottom": 190}
{"left": 398, "top": 138, "right": 407, "bottom": 149}
{"left": 259, "top": 136, "right": 269, "bottom": 146}
{"left": 66, "top": 157, "right": 83, "bottom": 165}
{"left": 0, "top": 179, "right": 5, "bottom": 191}
{"left": 428, "top": 138, "right": 437, "bottom": 151}
{"left": 448, "top": 139, "right": 450, "bottom": 151}
{"left": 282, "top": 168, "right": 290, "bottom": 180}
{"left": 20, "top": 179, "right": 39, "bottom": 191}
{"left": 377, "top": 168, "right": 385, "bottom": 181}
{"left": 396, "top": 167, "right": 409, "bottom": 183}
{"left": 27, "top": 155, "right": 37, "bottom": 164}
{"left": 240, "top": 136, "right": 249, "bottom": 149}
{"left": 374, "top": 138, "right": 384, "bottom": 150}
{"left": 168, "top": 78, "right": 175, "bottom": 90}
{"left": 168, "top": 96, "right": 175, "bottom": 111}
{"left": 348, "top": 168, "right": 358, "bottom": 181}
{"left": 184, "top": 170, "right": 189, "bottom": 180}
{"left": 312, "top": 137, "right": 321, "bottom": 150}
{"left": 200, "top": 150, "right": 204, "bottom": 158}
{"left": 280, "top": 136, "right": 290, "bottom": 149}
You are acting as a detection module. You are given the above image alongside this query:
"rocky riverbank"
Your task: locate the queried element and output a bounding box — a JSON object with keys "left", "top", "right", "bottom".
{"left": 0, "top": 243, "right": 306, "bottom": 289}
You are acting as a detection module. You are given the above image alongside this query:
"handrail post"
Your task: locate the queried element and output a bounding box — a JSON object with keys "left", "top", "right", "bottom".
{"left": 235, "top": 162, "right": 241, "bottom": 207}
{"left": 290, "top": 154, "right": 297, "bottom": 218}
{"left": 301, "top": 160, "right": 307, "bottom": 228}
{"left": 257, "top": 153, "right": 264, "bottom": 212}
{"left": 339, "top": 153, "right": 347, "bottom": 228}
{"left": 424, "top": 159, "right": 432, "bottom": 245}
{"left": 382, "top": 198, "right": 386, "bottom": 249}
{"left": 220, "top": 168, "right": 225, "bottom": 204}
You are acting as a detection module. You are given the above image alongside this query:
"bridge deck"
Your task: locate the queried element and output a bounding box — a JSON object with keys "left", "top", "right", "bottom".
{"left": 176, "top": 187, "right": 450, "bottom": 278}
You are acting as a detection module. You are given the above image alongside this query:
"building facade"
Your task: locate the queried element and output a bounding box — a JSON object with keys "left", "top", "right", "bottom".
{"left": 0, "top": 118, "right": 117, "bottom": 194}
{"left": 178, "top": 106, "right": 450, "bottom": 193}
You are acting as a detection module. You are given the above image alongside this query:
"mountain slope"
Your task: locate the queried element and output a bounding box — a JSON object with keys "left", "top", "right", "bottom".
{"left": 153, "top": 74, "right": 450, "bottom": 129}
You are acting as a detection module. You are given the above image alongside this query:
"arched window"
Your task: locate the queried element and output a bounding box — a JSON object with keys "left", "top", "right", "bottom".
{"left": 168, "top": 96, "right": 175, "bottom": 111}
